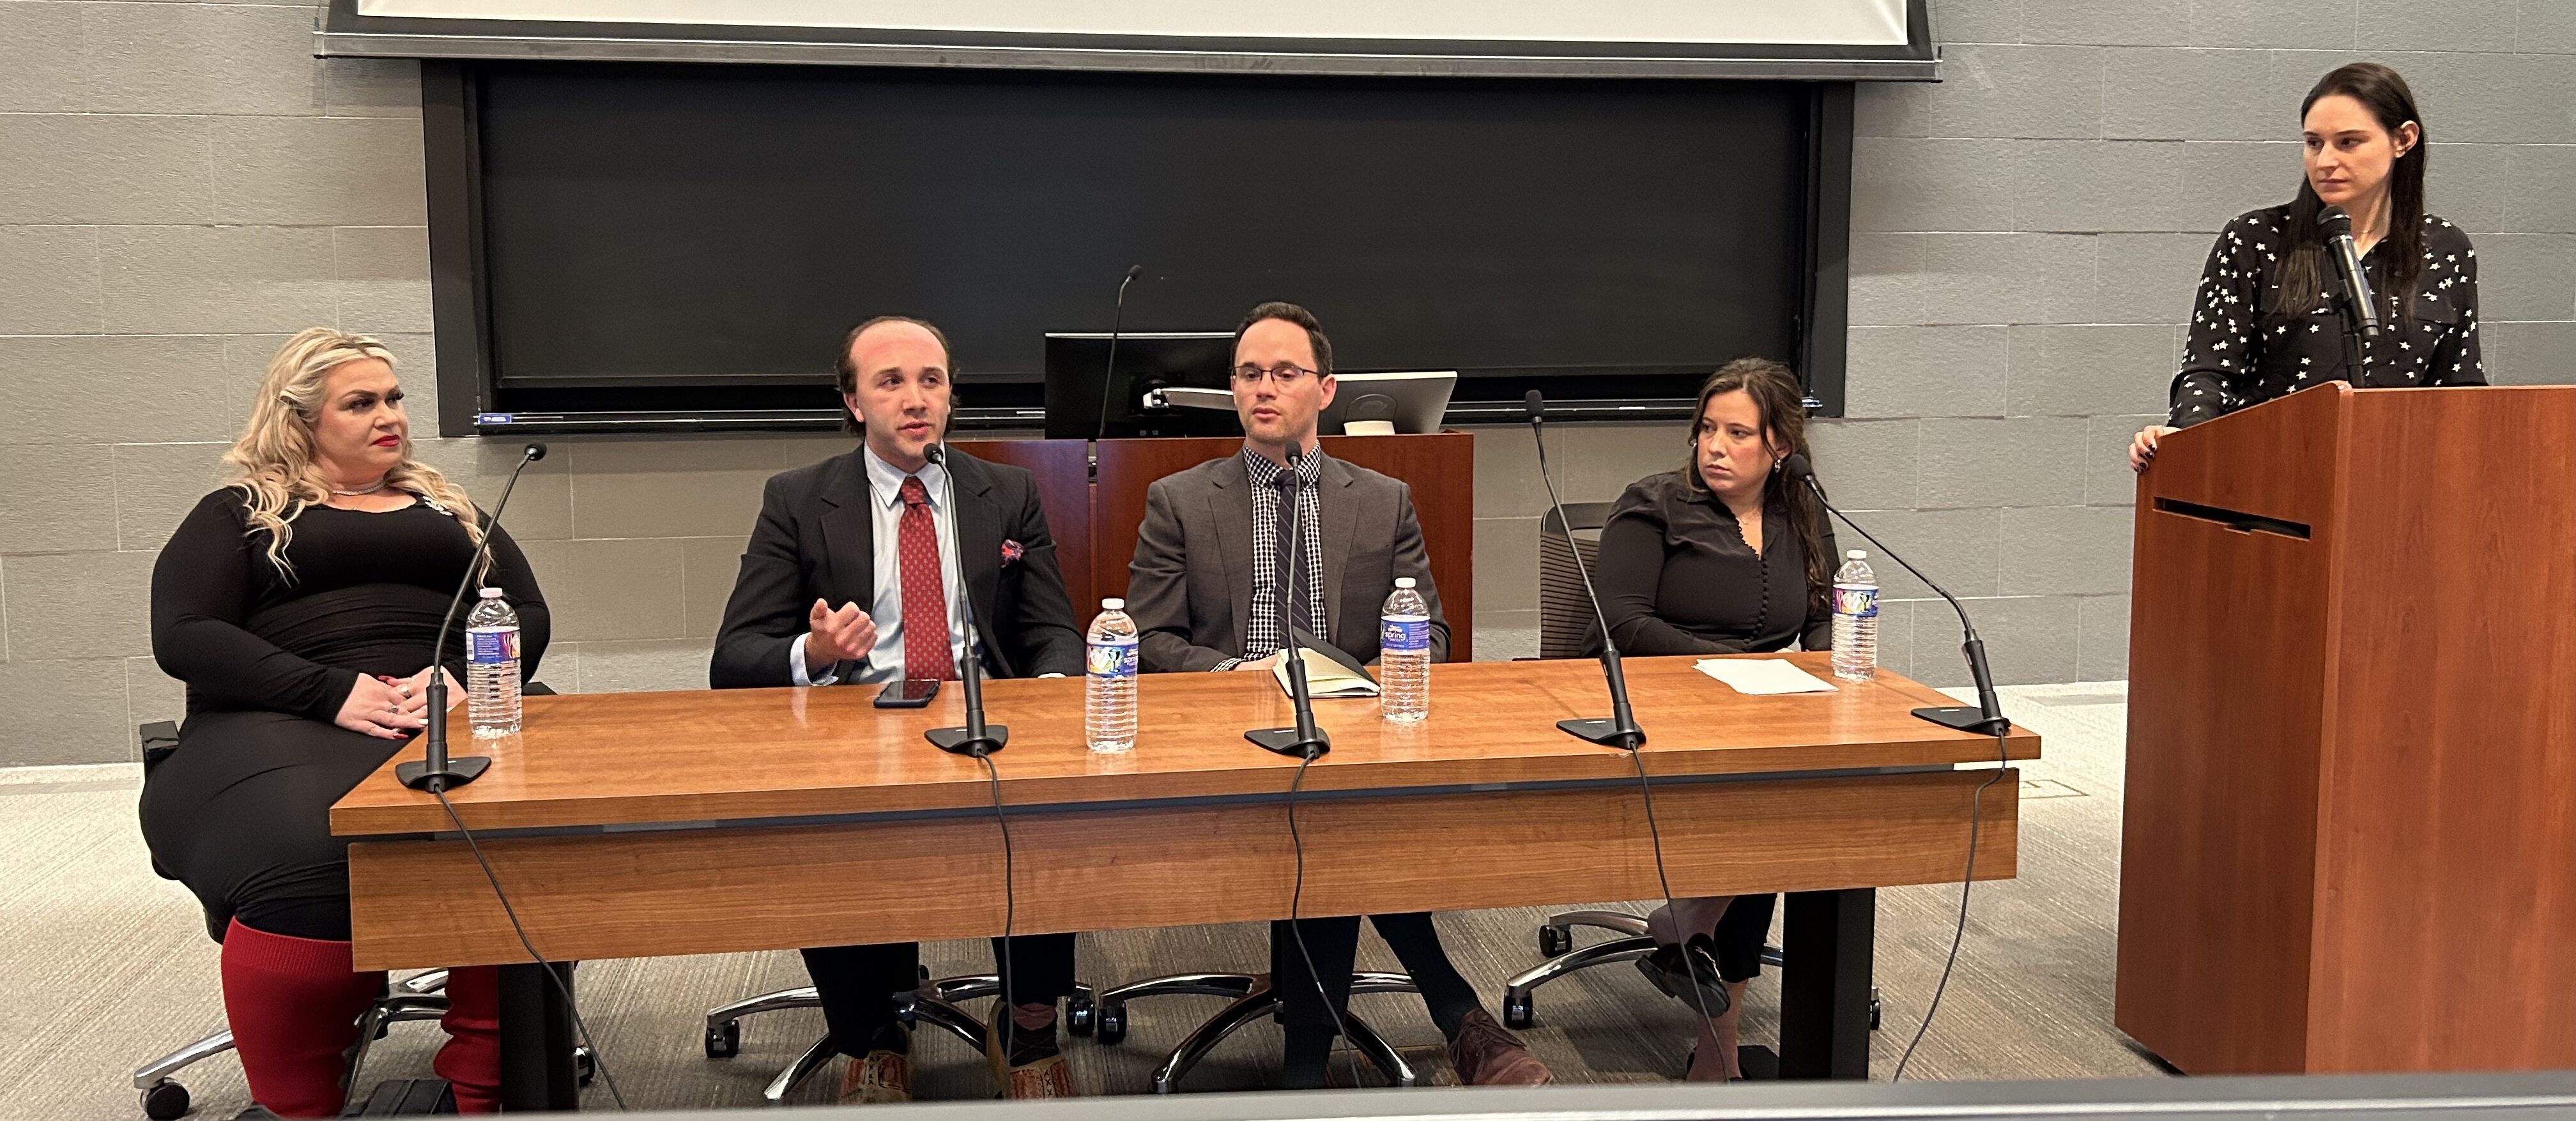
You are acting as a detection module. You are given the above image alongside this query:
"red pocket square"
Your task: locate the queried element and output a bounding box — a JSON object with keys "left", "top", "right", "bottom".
{"left": 1000, "top": 538, "right": 1025, "bottom": 565}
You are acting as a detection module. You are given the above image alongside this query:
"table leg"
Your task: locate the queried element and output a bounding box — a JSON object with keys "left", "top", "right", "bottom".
{"left": 498, "top": 962, "right": 580, "bottom": 1111}
{"left": 1777, "top": 888, "right": 1874, "bottom": 1079}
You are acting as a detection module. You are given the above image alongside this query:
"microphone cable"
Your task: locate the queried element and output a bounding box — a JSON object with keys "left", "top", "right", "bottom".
{"left": 1794, "top": 464, "right": 2009, "bottom": 1081}
{"left": 1527, "top": 406, "right": 1729, "bottom": 1054}
{"left": 1281, "top": 748, "right": 1368, "bottom": 1090}
{"left": 1889, "top": 724, "right": 2009, "bottom": 1081}
{"left": 972, "top": 750, "right": 1020, "bottom": 1065}
{"left": 429, "top": 788, "right": 628, "bottom": 1110}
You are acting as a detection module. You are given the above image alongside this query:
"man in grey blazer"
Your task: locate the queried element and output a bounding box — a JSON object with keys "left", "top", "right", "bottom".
{"left": 1125, "top": 301, "right": 1548, "bottom": 1088}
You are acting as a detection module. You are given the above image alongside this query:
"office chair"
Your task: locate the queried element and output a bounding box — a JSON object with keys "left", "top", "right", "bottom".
{"left": 1503, "top": 507, "right": 1881, "bottom": 1035}
{"left": 1091, "top": 970, "right": 1421, "bottom": 1092}
{"left": 702, "top": 975, "right": 1104, "bottom": 1103}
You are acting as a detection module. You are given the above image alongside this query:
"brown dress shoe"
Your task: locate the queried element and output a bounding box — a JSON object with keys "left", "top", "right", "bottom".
{"left": 1448, "top": 1009, "right": 1552, "bottom": 1085}
{"left": 1004, "top": 1053, "right": 1077, "bottom": 1099}
{"left": 839, "top": 1049, "right": 911, "bottom": 1104}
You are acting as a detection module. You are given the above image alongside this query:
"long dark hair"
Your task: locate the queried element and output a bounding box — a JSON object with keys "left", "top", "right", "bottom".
{"left": 1682, "top": 357, "right": 1832, "bottom": 618}
{"left": 2274, "top": 63, "right": 2427, "bottom": 321}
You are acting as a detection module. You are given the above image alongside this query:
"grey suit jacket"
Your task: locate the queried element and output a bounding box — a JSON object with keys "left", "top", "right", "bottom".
{"left": 1127, "top": 450, "right": 1450, "bottom": 673}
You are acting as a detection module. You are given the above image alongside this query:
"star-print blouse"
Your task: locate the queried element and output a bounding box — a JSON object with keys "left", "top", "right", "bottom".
{"left": 2167, "top": 204, "right": 2485, "bottom": 428}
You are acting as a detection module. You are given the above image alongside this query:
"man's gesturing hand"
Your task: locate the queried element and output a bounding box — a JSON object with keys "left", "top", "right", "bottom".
{"left": 804, "top": 599, "right": 877, "bottom": 669}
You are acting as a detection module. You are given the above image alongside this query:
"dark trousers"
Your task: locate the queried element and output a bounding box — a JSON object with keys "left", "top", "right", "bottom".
{"left": 1271, "top": 911, "right": 1466, "bottom": 1031}
{"left": 802, "top": 934, "right": 1078, "bottom": 1058}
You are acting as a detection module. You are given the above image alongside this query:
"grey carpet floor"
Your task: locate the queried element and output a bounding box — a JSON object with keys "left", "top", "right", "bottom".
{"left": 0, "top": 683, "right": 2159, "bottom": 1118}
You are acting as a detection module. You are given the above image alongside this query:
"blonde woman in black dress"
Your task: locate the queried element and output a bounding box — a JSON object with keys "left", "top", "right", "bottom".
{"left": 139, "top": 329, "right": 548, "bottom": 1117}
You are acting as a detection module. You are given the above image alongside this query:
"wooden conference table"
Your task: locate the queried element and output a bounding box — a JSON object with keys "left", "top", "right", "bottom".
{"left": 332, "top": 653, "right": 2035, "bottom": 1108}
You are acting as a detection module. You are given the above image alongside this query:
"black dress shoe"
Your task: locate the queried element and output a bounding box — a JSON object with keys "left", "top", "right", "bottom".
{"left": 1636, "top": 934, "right": 1731, "bottom": 1016}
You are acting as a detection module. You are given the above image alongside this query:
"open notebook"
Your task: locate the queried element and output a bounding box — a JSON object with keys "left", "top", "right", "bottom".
{"left": 1268, "top": 629, "right": 1380, "bottom": 698}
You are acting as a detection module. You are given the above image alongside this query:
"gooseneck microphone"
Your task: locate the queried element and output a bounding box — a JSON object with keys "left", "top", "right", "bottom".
{"left": 1779, "top": 453, "right": 2008, "bottom": 736}
{"left": 1246, "top": 452, "right": 1330, "bottom": 759}
{"left": 1092, "top": 264, "right": 1146, "bottom": 441}
{"left": 1525, "top": 390, "right": 1644, "bottom": 750}
{"left": 2319, "top": 206, "right": 2382, "bottom": 341}
{"left": 399, "top": 441, "right": 548, "bottom": 793}
{"left": 922, "top": 443, "right": 1008, "bottom": 757}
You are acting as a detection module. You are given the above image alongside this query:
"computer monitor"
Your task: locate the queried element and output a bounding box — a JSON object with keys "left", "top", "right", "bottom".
{"left": 1043, "top": 332, "right": 1240, "bottom": 439}
{"left": 1319, "top": 371, "right": 1457, "bottom": 436}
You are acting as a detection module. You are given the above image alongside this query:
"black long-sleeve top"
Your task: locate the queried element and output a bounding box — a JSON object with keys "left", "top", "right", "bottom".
{"left": 1595, "top": 470, "right": 1835, "bottom": 657}
{"left": 2169, "top": 205, "right": 2485, "bottom": 428}
{"left": 151, "top": 489, "right": 549, "bottom": 722}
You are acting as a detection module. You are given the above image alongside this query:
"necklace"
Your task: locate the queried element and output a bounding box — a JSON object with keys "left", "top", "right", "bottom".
{"left": 330, "top": 478, "right": 391, "bottom": 496}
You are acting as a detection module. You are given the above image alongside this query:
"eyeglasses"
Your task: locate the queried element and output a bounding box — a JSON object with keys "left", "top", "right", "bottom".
{"left": 1231, "top": 364, "right": 1318, "bottom": 386}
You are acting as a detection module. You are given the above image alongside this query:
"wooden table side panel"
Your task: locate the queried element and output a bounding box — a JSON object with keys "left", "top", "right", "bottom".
{"left": 2117, "top": 499, "right": 2333, "bottom": 1075}
{"left": 2302, "top": 388, "right": 2576, "bottom": 1072}
{"left": 349, "top": 768, "right": 2016, "bottom": 970}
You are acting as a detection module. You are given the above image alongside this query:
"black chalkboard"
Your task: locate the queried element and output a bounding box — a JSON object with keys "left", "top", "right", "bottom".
{"left": 466, "top": 61, "right": 1820, "bottom": 426}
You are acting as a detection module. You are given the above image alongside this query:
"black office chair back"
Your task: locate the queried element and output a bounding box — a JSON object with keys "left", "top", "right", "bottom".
{"left": 1537, "top": 502, "right": 1614, "bottom": 660}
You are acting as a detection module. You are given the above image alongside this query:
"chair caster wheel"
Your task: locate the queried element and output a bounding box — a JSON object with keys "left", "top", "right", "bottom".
{"left": 574, "top": 1045, "right": 596, "bottom": 1087}
{"left": 705, "top": 1019, "right": 741, "bottom": 1058}
{"left": 141, "top": 1078, "right": 191, "bottom": 1121}
{"left": 1096, "top": 1003, "right": 1128, "bottom": 1046}
{"left": 1537, "top": 926, "right": 1572, "bottom": 957}
{"left": 1503, "top": 994, "right": 1535, "bottom": 1030}
{"left": 1066, "top": 992, "right": 1097, "bottom": 1037}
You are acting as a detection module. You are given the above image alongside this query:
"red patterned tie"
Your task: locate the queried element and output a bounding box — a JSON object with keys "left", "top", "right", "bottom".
{"left": 896, "top": 476, "right": 955, "bottom": 680}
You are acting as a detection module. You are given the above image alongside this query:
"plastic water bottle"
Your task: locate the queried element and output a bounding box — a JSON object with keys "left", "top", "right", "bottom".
{"left": 1831, "top": 550, "right": 1878, "bottom": 681}
{"left": 465, "top": 587, "right": 522, "bottom": 737}
{"left": 1084, "top": 598, "right": 1138, "bottom": 754}
{"left": 1379, "top": 577, "right": 1432, "bottom": 722}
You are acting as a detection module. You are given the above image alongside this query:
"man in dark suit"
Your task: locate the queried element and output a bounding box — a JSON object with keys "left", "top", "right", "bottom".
{"left": 1126, "top": 301, "right": 1550, "bottom": 1088}
{"left": 712, "top": 316, "right": 1083, "bottom": 1102}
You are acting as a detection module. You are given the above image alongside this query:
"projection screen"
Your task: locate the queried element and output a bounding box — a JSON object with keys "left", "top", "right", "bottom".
{"left": 318, "top": 0, "right": 1936, "bottom": 79}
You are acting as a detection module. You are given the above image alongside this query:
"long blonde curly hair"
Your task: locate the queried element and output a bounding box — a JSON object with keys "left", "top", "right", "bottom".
{"left": 225, "top": 328, "right": 482, "bottom": 579}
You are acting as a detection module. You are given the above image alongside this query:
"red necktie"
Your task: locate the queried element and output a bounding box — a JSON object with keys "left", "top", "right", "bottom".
{"left": 896, "top": 476, "right": 955, "bottom": 680}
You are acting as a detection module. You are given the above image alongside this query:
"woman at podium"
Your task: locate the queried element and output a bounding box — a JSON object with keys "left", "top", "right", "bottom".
{"left": 1595, "top": 357, "right": 1834, "bottom": 1081}
{"left": 2130, "top": 62, "right": 2484, "bottom": 471}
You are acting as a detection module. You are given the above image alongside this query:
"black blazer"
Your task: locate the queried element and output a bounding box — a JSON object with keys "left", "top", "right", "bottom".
{"left": 710, "top": 446, "right": 1084, "bottom": 687}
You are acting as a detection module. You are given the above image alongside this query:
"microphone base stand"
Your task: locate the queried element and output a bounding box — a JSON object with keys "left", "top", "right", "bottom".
{"left": 1248, "top": 641, "right": 1331, "bottom": 759}
{"left": 1555, "top": 650, "right": 1647, "bottom": 751}
{"left": 397, "top": 675, "right": 491, "bottom": 792}
{"left": 1908, "top": 636, "right": 2011, "bottom": 736}
{"left": 928, "top": 627, "right": 1009, "bottom": 757}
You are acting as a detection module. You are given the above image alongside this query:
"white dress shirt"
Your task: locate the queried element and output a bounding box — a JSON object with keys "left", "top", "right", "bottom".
{"left": 788, "top": 445, "right": 966, "bottom": 686}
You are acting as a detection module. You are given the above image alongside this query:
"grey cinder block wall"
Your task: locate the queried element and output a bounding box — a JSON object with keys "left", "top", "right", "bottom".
{"left": 1, "top": 0, "right": 2571, "bottom": 766}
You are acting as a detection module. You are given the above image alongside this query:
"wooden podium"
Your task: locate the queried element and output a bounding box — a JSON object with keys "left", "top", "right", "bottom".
{"left": 2117, "top": 384, "right": 2576, "bottom": 1074}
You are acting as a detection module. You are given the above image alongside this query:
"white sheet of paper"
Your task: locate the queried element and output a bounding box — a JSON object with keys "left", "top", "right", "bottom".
{"left": 1693, "top": 658, "right": 1838, "bottom": 695}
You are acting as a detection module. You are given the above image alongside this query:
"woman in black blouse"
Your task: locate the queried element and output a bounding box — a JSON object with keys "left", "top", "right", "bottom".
{"left": 1595, "top": 357, "right": 1836, "bottom": 1081}
{"left": 2131, "top": 62, "right": 2483, "bottom": 469}
{"left": 139, "top": 329, "right": 548, "bottom": 1117}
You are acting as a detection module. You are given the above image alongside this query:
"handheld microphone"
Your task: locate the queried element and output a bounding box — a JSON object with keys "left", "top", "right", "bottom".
{"left": 2319, "top": 206, "right": 2381, "bottom": 341}
{"left": 1779, "top": 452, "right": 2008, "bottom": 736}
{"left": 921, "top": 442, "right": 1008, "bottom": 757}
{"left": 398, "top": 441, "right": 547, "bottom": 793}
{"left": 1246, "top": 450, "right": 1330, "bottom": 759}
{"left": 1525, "top": 390, "right": 1643, "bottom": 750}
{"left": 1092, "top": 264, "right": 1146, "bottom": 441}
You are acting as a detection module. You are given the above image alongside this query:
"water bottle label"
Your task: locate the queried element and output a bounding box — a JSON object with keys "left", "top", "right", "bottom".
{"left": 466, "top": 626, "right": 519, "bottom": 664}
{"left": 1832, "top": 584, "right": 1878, "bottom": 618}
{"left": 1381, "top": 614, "right": 1430, "bottom": 654}
{"left": 1086, "top": 639, "right": 1138, "bottom": 678}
